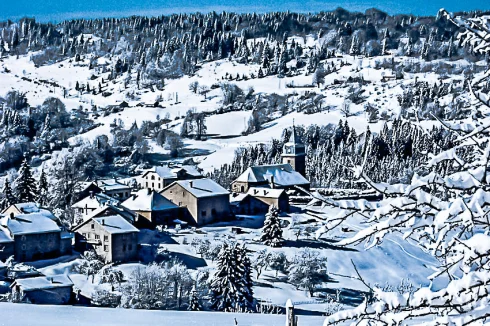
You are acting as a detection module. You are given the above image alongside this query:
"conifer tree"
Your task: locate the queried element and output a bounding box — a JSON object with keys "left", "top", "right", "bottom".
{"left": 1, "top": 179, "right": 16, "bottom": 209}
{"left": 210, "top": 242, "right": 255, "bottom": 312}
{"left": 260, "top": 206, "right": 283, "bottom": 247}
{"left": 37, "top": 168, "right": 49, "bottom": 206}
{"left": 15, "top": 158, "right": 37, "bottom": 203}
{"left": 188, "top": 286, "right": 201, "bottom": 311}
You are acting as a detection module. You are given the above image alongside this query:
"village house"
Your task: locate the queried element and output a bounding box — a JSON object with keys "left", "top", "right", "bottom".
{"left": 72, "top": 215, "right": 139, "bottom": 263}
{"left": 140, "top": 163, "right": 203, "bottom": 192}
{"left": 76, "top": 179, "right": 132, "bottom": 201}
{"left": 247, "top": 187, "right": 289, "bottom": 212}
{"left": 121, "top": 188, "right": 180, "bottom": 228}
{"left": 230, "top": 188, "right": 289, "bottom": 214}
{"left": 0, "top": 204, "right": 72, "bottom": 262}
{"left": 10, "top": 275, "right": 73, "bottom": 305}
{"left": 230, "top": 193, "right": 270, "bottom": 215}
{"left": 161, "top": 178, "right": 230, "bottom": 226}
{"left": 71, "top": 192, "right": 120, "bottom": 220}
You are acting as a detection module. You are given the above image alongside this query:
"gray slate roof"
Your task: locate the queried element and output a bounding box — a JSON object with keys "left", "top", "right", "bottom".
{"left": 234, "top": 164, "right": 309, "bottom": 187}
{"left": 142, "top": 164, "right": 202, "bottom": 179}
{"left": 93, "top": 216, "right": 139, "bottom": 234}
{"left": 122, "top": 189, "right": 178, "bottom": 212}
{"left": 169, "top": 178, "right": 229, "bottom": 198}
{"left": 71, "top": 193, "right": 120, "bottom": 209}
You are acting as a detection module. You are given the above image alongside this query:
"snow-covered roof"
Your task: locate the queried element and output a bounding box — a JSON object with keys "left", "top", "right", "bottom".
{"left": 0, "top": 211, "right": 61, "bottom": 236}
{"left": 96, "top": 179, "right": 131, "bottom": 192}
{"left": 121, "top": 189, "right": 178, "bottom": 212}
{"left": 247, "top": 187, "right": 286, "bottom": 199}
{"left": 167, "top": 179, "right": 230, "bottom": 198}
{"left": 0, "top": 227, "right": 13, "bottom": 243}
{"left": 142, "top": 164, "right": 202, "bottom": 179}
{"left": 8, "top": 203, "right": 41, "bottom": 214}
{"left": 78, "top": 179, "right": 131, "bottom": 193}
{"left": 71, "top": 193, "right": 119, "bottom": 209}
{"left": 93, "top": 216, "right": 139, "bottom": 234}
{"left": 234, "top": 164, "right": 309, "bottom": 187}
{"left": 230, "top": 193, "right": 249, "bottom": 204}
{"left": 11, "top": 275, "right": 73, "bottom": 292}
{"left": 84, "top": 204, "right": 136, "bottom": 223}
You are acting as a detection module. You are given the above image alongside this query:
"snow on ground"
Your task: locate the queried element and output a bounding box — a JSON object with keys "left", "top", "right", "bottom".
{"left": 0, "top": 303, "right": 325, "bottom": 326}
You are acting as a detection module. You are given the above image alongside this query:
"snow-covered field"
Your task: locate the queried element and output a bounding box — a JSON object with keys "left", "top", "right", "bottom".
{"left": 0, "top": 303, "right": 325, "bottom": 326}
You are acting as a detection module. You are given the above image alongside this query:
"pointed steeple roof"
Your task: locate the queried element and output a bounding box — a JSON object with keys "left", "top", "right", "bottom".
{"left": 282, "top": 125, "right": 305, "bottom": 156}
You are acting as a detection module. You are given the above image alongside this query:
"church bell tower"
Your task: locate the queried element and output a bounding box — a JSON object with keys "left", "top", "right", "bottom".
{"left": 281, "top": 125, "right": 306, "bottom": 176}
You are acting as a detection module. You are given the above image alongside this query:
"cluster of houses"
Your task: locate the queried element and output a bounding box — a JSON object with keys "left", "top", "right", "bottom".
{"left": 0, "top": 126, "right": 310, "bottom": 304}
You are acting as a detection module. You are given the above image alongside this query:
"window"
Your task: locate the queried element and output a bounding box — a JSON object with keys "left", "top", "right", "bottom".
{"left": 152, "top": 183, "right": 154, "bottom": 188}
{"left": 182, "top": 191, "right": 186, "bottom": 197}
{"left": 104, "top": 235, "right": 109, "bottom": 242}
{"left": 151, "top": 175, "right": 155, "bottom": 180}
{"left": 104, "top": 245, "right": 109, "bottom": 252}
{"left": 146, "top": 182, "right": 148, "bottom": 187}
{"left": 123, "top": 244, "right": 127, "bottom": 251}
{"left": 201, "top": 210, "right": 207, "bottom": 217}
{"left": 95, "top": 234, "right": 100, "bottom": 240}
{"left": 178, "top": 202, "right": 182, "bottom": 207}
{"left": 91, "top": 224, "right": 95, "bottom": 230}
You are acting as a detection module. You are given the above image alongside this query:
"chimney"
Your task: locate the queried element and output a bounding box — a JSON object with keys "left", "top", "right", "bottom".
{"left": 9, "top": 212, "right": 15, "bottom": 219}
{"left": 132, "top": 194, "right": 137, "bottom": 200}
{"left": 49, "top": 277, "right": 54, "bottom": 283}
{"left": 102, "top": 219, "right": 105, "bottom": 225}
{"left": 189, "top": 181, "right": 193, "bottom": 188}
{"left": 270, "top": 176, "right": 275, "bottom": 189}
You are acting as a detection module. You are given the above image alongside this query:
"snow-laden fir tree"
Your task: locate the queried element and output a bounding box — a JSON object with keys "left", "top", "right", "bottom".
{"left": 260, "top": 206, "right": 283, "bottom": 247}
{"left": 1, "top": 178, "right": 16, "bottom": 209}
{"left": 15, "top": 158, "right": 37, "bottom": 203}
{"left": 188, "top": 285, "right": 201, "bottom": 311}
{"left": 37, "top": 168, "right": 49, "bottom": 207}
{"left": 209, "top": 242, "right": 254, "bottom": 312}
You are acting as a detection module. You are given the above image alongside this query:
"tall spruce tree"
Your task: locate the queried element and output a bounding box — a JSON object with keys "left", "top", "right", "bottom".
{"left": 15, "top": 158, "right": 37, "bottom": 203}
{"left": 210, "top": 242, "right": 254, "bottom": 312}
{"left": 260, "top": 206, "right": 284, "bottom": 247}
{"left": 188, "top": 286, "right": 201, "bottom": 311}
{"left": 37, "top": 168, "right": 49, "bottom": 206}
{"left": 1, "top": 179, "right": 16, "bottom": 209}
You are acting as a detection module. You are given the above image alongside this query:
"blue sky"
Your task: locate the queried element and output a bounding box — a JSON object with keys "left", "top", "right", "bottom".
{"left": 0, "top": 0, "right": 489, "bottom": 22}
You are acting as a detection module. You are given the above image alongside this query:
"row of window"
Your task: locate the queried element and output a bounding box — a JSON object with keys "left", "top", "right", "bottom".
{"left": 82, "top": 233, "right": 109, "bottom": 242}
{"left": 20, "top": 234, "right": 55, "bottom": 241}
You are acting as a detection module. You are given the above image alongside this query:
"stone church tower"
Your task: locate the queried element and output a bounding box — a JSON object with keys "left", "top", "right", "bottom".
{"left": 281, "top": 126, "right": 306, "bottom": 177}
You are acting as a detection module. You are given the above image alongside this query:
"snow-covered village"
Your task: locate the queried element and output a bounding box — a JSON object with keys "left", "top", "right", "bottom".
{"left": 0, "top": 2, "right": 490, "bottom": 325}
